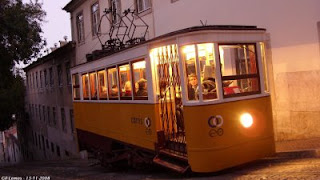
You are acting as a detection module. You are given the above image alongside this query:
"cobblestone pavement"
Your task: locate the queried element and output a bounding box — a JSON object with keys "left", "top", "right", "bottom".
{"left": 0, "top": 152, "right": 320, "bottom": 180}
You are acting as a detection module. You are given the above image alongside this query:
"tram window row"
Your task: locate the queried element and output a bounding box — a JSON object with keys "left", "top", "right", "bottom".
{"left": 72, "top": 42, "right": 268, "bottom": 103}
{"left": 72, "top": 59, "right": 148, "bottom": 101}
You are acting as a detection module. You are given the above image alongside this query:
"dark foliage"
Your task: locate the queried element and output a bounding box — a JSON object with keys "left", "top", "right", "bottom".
{"left": 0, "top": 0, "right": 45, "bottom": 130}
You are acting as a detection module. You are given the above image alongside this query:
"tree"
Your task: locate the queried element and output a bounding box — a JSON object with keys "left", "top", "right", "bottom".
{"left": 0, "top": 0, "right": 45, "bottom": 130}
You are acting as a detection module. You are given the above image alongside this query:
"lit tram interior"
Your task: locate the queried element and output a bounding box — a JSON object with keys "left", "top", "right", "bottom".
{"left": 71, "top": 26, "right": 275, "bottom": 173}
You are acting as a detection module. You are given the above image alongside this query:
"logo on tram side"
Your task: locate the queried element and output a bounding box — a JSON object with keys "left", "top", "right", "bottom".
{"left": 130, "top": 117, "right": 152, "bottom": 135}
{"left": 208, "top": 115, "right": 224, "bottom": 137}
{"left": 144, "top": 117, "right": 152, "bottom": 135}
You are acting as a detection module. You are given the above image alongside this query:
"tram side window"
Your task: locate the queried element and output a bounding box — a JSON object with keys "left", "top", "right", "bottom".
{"left": 98, "top": 70, "right": 108, "bottom": 99}
{"left": 89, "top": 72, "right": 98, "bottom": 100}
{"left": 119, "top": 64, "right": 132, "bottom": 99}
{"left": 108, "top": 67, "right": 119, "bottom": 99}
{"left": 197, "top": 43, "right": 217, "bottom": 100}
{"left": 219, "top": 44, "right": 260, "bottom": 97}
{"left": 72, "top": 74, "right": 80, "bottom": 100}
{"left": 182, "top": 45, "right": 199, "bottom": 101}
{"left": 82, "top": 73, "right": 90, "bottom": 100}
{"left": 132, "top": 60, "right": 148, "bottom": 99}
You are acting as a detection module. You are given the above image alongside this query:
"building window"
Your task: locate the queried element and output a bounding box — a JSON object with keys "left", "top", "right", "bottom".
{"left": 38, "top": 105, "right": 41, "bottom": 121}
{"left": 132, "top": 60, "right": 148, "bottom": 99}
{"left": 57, "top": 64, "right": 63, "bottom": 86}
{"left": 56, "top": 145, "right": 60, "bottom": 157}
{"left": 40, "top": 70, "right": 43, "bottom": 88}
{"left": 98, "top": 70, "right": 107, "bottom": 99}
{"left": 136, "top": 0, "right": 151, "bottom": 13}
{"left": 89, "top": 72, "right": 98, "bottom": 100}
{"left": 110, "top": 0, "right": 121, "bottom": 24}
{"left": 61, "top": 108, "right": 66, "bottom": 132}
{"left": 82, "top": 73, "right": 90, "bottom": 100}
{"left": 91, "top": 2, "right": 100, "bottom": 36}
{"left": 35, "top": 105, "right": 38, "bottom": 120}
{"left": 69, "top": 109, "right": 74, "bottom": 133}
{"left": 219, "top": 44, "right": 260, "bottom": 97}
{"left": 38, "top": 134, "right": 41, "bottom": 149}
{"left": 51, "top": 142, "right": 54, "bottom": 152}
{"left": 108, "top": 67, "right": 119, "bottom": 99}
{"left": 76, "top": 12, "right": 85, "bottom": 43}
{"left": 47, "top": 106, "right": 51, "bottom": 125}
{"left": 36, "top": 71, "right": 38, "bottom": 89}
{"left": 49, "top": 67, "right": 54, "bottom": 86}
{"left": 72, "top": 74, "right": 80, "bottom": 100}
{"left": 44, "top": 69, "right": 48, "bottom": 87}
{"left": 65, "top": 62, "right": 71, "bottom": 85}
{"left": 34, "top": 132, "right": 38, "bottom": 146}
{"left": 42, "top": 106, "right": 46, "bottom": 122}
{"left": 52, "top": 107, "right": 57, "bottom": 126}
{"left": 46, "top": 139, "right": 49, "bottom": 149}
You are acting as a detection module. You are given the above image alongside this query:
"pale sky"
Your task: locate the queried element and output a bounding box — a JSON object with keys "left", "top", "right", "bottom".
{"left": 22, "top": 0, "right": 72, "bottom": 50}
{"left": 41, "top": 0, "right": 71, "bottom": 48}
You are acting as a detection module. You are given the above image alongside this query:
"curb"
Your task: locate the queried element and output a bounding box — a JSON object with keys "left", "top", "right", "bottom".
{"left": 276, "top": 149, "right": 320, "bottom": 158}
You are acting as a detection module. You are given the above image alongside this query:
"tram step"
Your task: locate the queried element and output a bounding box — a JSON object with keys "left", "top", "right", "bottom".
{"left": 159, "top": 149, "right": 188, "bottom": 162}
{"left": 153, "top": 154, "right": 190, "bottom": 174}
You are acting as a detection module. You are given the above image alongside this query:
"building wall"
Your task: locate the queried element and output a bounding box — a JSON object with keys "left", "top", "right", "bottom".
{"left": 66, "top": 0, "right": 320, "bottom": 141}
{"left": 25, "top": 44, "right": 78, "bottom": 160}
{"left": 69, "top": 0, "right": 155, "bottom": 66}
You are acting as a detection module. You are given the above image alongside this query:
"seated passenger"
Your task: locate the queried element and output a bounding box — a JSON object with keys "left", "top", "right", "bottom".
{"left": 124, "top": 81, "right": 132, "bottom": 96}
{"left": 187, "top": 73, "right": 198, "bottom": 100}
{"left": 110, "top": 85, "right": 118, "bottom": 97}
{"left": 136, "top": 78, "right": 148, "bottom": 96}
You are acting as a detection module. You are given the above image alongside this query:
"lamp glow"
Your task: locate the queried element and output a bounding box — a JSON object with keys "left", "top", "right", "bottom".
{"left": 240, "top": 113, "right": 253, "bottom": 128}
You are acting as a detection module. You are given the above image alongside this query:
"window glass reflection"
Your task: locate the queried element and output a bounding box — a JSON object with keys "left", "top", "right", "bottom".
{"left": 108, "top": 67, "right": 119, "bottom": 99}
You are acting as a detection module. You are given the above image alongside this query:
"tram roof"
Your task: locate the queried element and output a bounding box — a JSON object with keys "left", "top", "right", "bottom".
{"left": 86, "top": 25, "right": 266, "bottom": 63}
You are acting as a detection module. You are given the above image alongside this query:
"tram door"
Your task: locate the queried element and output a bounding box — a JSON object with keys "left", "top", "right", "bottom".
{"left": 152, "top": 45, "right": 187, "bottom": 154}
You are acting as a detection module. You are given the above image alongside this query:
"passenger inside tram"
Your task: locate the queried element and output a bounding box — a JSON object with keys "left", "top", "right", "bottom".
{"left": 110, "top": 85, "right": 118, "bottom": 96}
{"left": 123, "top": 81, "right": 132, "bottom": 96}
{"left": 187, "top": 73, "right": 198, "bottom": 100}
{"left": 136, "top": 78, "right": 148, "bottom": 96}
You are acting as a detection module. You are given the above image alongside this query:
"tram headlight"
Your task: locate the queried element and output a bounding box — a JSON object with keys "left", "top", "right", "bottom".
{"left": 240, "top": 113, "right": 253, "bottom": 128}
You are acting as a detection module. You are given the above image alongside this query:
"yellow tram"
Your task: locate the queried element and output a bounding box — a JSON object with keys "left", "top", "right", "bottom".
{"left": 71, "top": 26, "right": 275, "bottom": 173}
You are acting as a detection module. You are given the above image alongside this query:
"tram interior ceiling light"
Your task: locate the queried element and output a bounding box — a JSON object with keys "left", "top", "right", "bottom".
{"left": 240, "top": 113, "right": 253, "bottom": 128}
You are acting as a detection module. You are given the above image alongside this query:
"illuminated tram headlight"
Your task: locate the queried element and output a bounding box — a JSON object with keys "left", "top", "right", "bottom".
{"left": 240, "top": 113, "right": 253, "bottom": 128}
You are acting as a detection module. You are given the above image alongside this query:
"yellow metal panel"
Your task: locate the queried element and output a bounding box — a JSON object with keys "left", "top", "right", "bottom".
{"left": 184, "top": 96, "right": 275, "bottom": 172}
{"left": 73, "top": 102, "right": 160, "bottom": 150}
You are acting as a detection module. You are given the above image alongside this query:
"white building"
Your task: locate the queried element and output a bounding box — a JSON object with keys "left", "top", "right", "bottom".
{"left": 24, "top": 42, "right": 78, "bottom": 160}
{"left": 63, "top": 0, "right": 320, "bottom": 142}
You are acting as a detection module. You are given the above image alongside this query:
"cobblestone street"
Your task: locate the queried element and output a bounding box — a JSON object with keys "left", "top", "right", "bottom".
{"left": 0, "top": 151, "right": 320, "bottom": 180}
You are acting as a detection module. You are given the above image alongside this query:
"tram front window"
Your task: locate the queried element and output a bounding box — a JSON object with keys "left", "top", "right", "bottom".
{"left": 198, "top": 43, "right": 217, "bottom": 100}
{"left": 219, "top": 44, "right": 260, "bottom": 97}
{"left": 183, "top": 43, "right": 217, "bottom": 101}
{"left": 183, "top": 45, "right": 199, "bottom": 101}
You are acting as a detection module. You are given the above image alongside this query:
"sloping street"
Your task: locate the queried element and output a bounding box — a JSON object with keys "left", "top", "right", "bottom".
{"left": 0, "top": 151, "right": 320, "bottom": 180}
